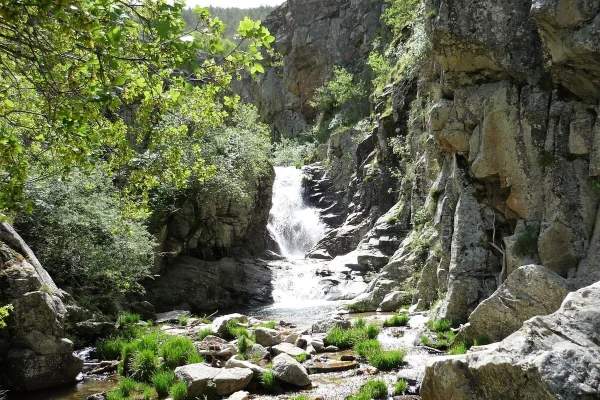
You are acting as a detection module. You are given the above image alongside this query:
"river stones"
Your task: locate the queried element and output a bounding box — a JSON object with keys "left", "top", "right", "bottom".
{"left": 272, "top": 342, "right": 307, "bottom": 357}
{"left": 272, "top": 353, "right": 311, "bottom": 387}
{"left": 211, "top": 314, "right": 249, "bottom": 336}
{"left": 175, "top": 364, "right": 253, "bottom": 397}
{"left": 307, "top": 360, "right": 358, "bottom": 373}
{"left": 225, "top": 357, "right": 267, "bottom": 379}
{"left": 311, "top": 316, "right": 351, "bottom": 333}
{"left": 254, "top": 327, "right": 282, "bottom": 347}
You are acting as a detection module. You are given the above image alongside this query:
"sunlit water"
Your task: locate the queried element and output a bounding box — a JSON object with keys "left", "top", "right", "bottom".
{"left": 268, "top": 166, "right": 327, "bottom": 259}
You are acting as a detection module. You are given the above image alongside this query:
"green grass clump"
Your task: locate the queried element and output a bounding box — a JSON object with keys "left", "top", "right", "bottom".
{"left": 120, "top": 313, "right": 141, "bottom": 325}
{"left": 449, "top": 341, "right": 468, "bottom": 355}
{"left": 118, "top": 377, "right": 137, "bottom": 397}
{"left": 354, "top": 339, "right": 382, "bottom": 358}
{"left": 106, "top": 391, "right": 125, "bottom": 400}
{"left": 225, "top": 320, "right": 249, "bottom": 339}
{"left": 326, "top": 323, "right": 380, "bottom": 349}
{"left": 260, "top": 320, "right": 277, "bottom": 329}
{"left": 261, "top": 369, "right": 280, "bottom": 392}
{"left": 383, "top": 313, "right": 409, "bottom": 327}
{"left": 169, "top": 381, "right": 188, "bottom": 400}
{"left": 131, "top": 349, "right": 159, "bottom": 382}
{"left": 294, "top": 353, "right": 308, "bottom": 363}
{"left": 367, "top": 349, "right": 406, "bottom": 371}
{"left": 346, "top": 303, "right": 366, "bottom": 313}
{"left": 349, "top": 379, "right": 388, "bottom": 400}
{"left": 159, "top": 336, "right": 202, "bottom": 370}
{"left": 353, "top": 317, "right": 366, "bottom": 329}
{"left": 290, "top": 395, "right": 309, "bottom": 400}
{"left": 197, "top": 327, "right": 213, "bottom": 340}
{"left": 178, "top": 315, "right": 189, "bottom": 326}
{"left": 238, "top": 335, "right": 250, "bottom": 356}
{"left": 152, "top": 370, "right": 174, "bottom": 398}
{"left": 97, "top": 337, "right": 126, "bottom": 360}
{"left": 420, "top": 334, "right": 431, "bottom": 347}
{"left": 393, "top": 379, "right": 408, "bottom": 395}
{"left": 427, "top": 318, "right": 452, "bottom": 332}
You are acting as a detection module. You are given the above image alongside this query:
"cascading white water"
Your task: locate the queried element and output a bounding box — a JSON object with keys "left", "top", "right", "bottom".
{"left": 268, "top": 166, "right": 327, "bottom": 259}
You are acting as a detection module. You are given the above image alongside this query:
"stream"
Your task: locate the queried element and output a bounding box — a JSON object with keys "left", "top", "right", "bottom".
{"left": 10, "top": 166, "right": 440, "bottom": 400}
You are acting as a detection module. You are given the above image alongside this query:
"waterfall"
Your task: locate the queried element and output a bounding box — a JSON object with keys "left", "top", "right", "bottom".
{"left": 268, "top": 166, "right": 327, "bottom": 259}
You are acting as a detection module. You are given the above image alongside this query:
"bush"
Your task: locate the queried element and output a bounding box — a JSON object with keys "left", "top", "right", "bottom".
{"left": 152, "top": 370, "right": 175, "bottom": 398}
{"left": 159, "top": 336, "right": 201, "bottom": 370}
{"left": 449, "top": 341, "right": 468, "bottom": 355}
{"left": 120, "top": 313, "right": 141, "bottom": 325}
{"left": 169, "top": 381, "right": 188, "bottom": 400}
{"left": 97, "top": 338, "right": 126, "bottom": 360}
{"left": 261, "top": 369, "right": 280, "bottom": 392}
{"left": 14, "top": 169, "right": 155, "bottom": 298}
{"left": 367, "top": 349, "right": 406, "bottom": 370}
{"left": 382, "top": 0, "right": 421, "bottom": 34}
{"left": 349, "top": 380, "right": 388, "bottom": 400}
{"left": 393, "top": 379, "right": 408, "bottom": 395}
{"left": 383, "top": 313, "right": 409, "bottom": 327}
{"left": 131, "top": 349, "right": 160, "bottom": 382}
{"left": 427, "top": 319, "right": 452, "bottom": 332}
{"left": 354, "top": 339, "right": 382, "bottom": 358}
{"left": 197, "top": 328, "right": 214, "bottom": 341}
{"left": 310, "top": 66, "right": 367, "bottom": 117}
{"left": 272, "top": 137, "right": 318, "bottom": 167}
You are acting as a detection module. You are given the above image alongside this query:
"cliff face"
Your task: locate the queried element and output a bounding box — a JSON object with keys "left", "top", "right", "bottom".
{"left": 236, "top": 0, "right": 385, "bottom": 138}
{"left": 253, "top": 0, "right": 600, "bottom": 341}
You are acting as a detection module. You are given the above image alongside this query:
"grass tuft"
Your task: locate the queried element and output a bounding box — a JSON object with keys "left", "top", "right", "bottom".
{"left": 349, "top": 379, "right": 388, "bottom": 400}
{"left": 294, "top": 353, "right": 308, "bottom": 363}
{"left": 131, "top": 349, "right": 159, "bottom": 382}
{"left": 178, "top": 315, "right": 189, "bottom": 326}
{"left": 449, "top": 341, "right": 468, "bottom": 355}
{"left": 367, "top": 349, "right": 406, "bottom": 370}
{"left": 260, "top": 320, "right": 277, "bottom": 329}
{"left": 225, "top": 320, "right": 249, "bottom": 339}
{"left": 197, "top": 327, "right": 213, "bottom": 341}
{"left": 326, "top": 323, "right": 380, "bottom": 349}
{"left": 159, "top": 336, "right": 201, "bottom": 370}
{"left": 151, "top": 370, "right": 174, "bottom": 398}
{"left": 120, "top": 313, "right": 141, "bottom": 325}
{"left": 261, "top": 369, "right": 280, "bottom": 392}
{"left": 393, "top": 379, "right": 408, "bottom": 395}
{"left": 97, "top": 337, "right": 126, "bottom": 360}
{"left": 383, "top": 313, "right": 409, "bottom": 327}
{"left": 354, "top": 339, "right": 381, "bottom": 358}
{"left": 427, "top": 318, "right": 452, "bottom": 332}
{"left": 169, "top": 381, "right": 188, "bottom": 400}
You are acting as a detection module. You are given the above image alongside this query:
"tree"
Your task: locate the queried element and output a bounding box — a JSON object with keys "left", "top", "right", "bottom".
{"left": 0, "top": 0, "right": 274, "bottom": 218}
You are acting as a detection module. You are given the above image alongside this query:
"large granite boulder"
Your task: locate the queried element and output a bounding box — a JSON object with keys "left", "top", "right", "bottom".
{"left": 459, "top": 264, "right": 571, "bottom": 343}
{"left": 421, "top": 281, "right": 600, "bottom": 399}
{"left": 0, "top": 222, "right": 82, "bottom": 391}
{"left": 272, "top": 353, "right": 311, "bottom": 387}
{"left": 174, "top": 363, "right": 253, "bottom": 397}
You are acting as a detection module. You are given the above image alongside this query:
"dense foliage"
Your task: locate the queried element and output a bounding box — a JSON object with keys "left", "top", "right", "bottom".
{"left": 183, "top": 6, "right": 276, "bottom": 40}
{"left": 0, "top": 0, "right": 274, "bottom": 218}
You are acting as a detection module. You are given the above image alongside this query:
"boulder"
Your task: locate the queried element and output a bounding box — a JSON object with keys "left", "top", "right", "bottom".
{"left": 128, "top": 301, "right": 156, "bottom": 321}
{"left": 156, "top": 310, "right": 190, "bottom": 324}
{"left": 272, "top": 342, "right": 307, "bottom": 358}
{"left": 421, "top": 282, "right": 600, "bottom": 399}
{"left": 311, "top": 316, "right": 351, "bottom": 334}
{"left": 272, "top": 353, "right": 311, "bottom": 387}
{"left": 211, "top": 314, "right": 249, "bottom": 336}
{"left": 459, "top": 264, "right": 571, "bottom": 343}
{"left": 0, "top": 223, "right": 83, "bottom": 391}
{"left": 249, "top": 344, "right": 270, "bottom": 360}
{"left": 254, "top": 327, "right": 281, "bottom": 347}
{"left": 73, "top": 320, "right": 117, "bottom": 342}
{"left": 379, "top": 291, "right": 412, "bottom": 312}
{"left": 225, "top": 357, "right": 267, "bottom": 379}
{"left": 227, "top": 391, "right": 250, "bottom": 400}
{"left": 175, "top": 363, "right": 253, "bottom": 397}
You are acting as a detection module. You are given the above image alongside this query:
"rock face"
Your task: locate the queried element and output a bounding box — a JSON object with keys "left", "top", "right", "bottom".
{"left": 144, "top": 257, "right": 272, "bottom": 312}
{"left": 272, "top": 353, "right": 311, "bottom": 387}
{"left": 237, "top": 0, "right": 385, "bottom": 139}
{"left": 459, "top": 264, "right": 572, "bottom": 343}
{"left": 421, "top": 281, "right": 600, "bottom": 400}
{"left": 0, "top": 222, "right": 82, "bottom": 391}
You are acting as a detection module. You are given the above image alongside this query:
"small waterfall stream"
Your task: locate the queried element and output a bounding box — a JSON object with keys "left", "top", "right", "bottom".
{"left": 268, "top": 166, "right": 327, "bottom": 259}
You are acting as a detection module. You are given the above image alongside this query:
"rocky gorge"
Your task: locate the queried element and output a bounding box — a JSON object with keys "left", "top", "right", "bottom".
{"left": 1, "top": 0, "right": 599, "bottom": 399}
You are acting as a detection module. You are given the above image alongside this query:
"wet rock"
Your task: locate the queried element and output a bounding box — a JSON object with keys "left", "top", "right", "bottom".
{"left": 323, "top": 345, "right": 339, "bottom": 352}
{"left": 422, "top": 282, "right": 600, "bottom": 399}
{"left": 225, "top": 357, "right": 267, "bottom": 379}
{"left": 156, "top": 310, "right": 190, "bottom": 324}
{"left": 175, "top": 364, "right": 253, "bottom": 397}
{"left": 87, "top": 394, "right": 107, "bottom": 400}
{"left": 272, "top": 342, "right": 307, "bottom": 357}
{"left": 307, "top": 360, "right": 358, "bottom": 373}
{"left": 249, "top": 344, "right": 270, "bottom": 360}
{"left": 272, "top": 353, "right": 311, "bottom": 387}
{"left": 459, "top": 264, "right": 571, "bottom": 343}
{"left": 340, "top": 355, "right": 356, "bottom": 361}
{"left": 254, "top": 327, "right": 282, "bottom": 347}
{"left": 227, "top": 391, "right": 250, "bottom": 400}
{"left": 73, "top": 321, "right": 117, "bottom": 342}
{"left": 128, "top": 301, "right": 156, "bottom": 321}
{"left": 311, "top": 316, "right": 351, "bottom": 333}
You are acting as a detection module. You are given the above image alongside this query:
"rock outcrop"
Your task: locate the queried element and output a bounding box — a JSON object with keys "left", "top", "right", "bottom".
{"left": 0, "top": 222, "right": 82, "bottom": 391}
{"left": 421, "top": 281, "right": 600, "bottom": 399}
{"left": 174, "top": 363, "right": 253, "bottom": 397}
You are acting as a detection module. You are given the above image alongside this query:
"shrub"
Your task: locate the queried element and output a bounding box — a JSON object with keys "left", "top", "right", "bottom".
{"left": 272, "top": 137, "right": 318, "bottom": 167}
{"left": 382, "top": 0, "right": 421, "bottom": 34}
{"left": 449, "top": 341, "right": 468, "bottom": 355}
{"left": 169, "top": 381, "right": 188, "bottom": 400}
{"left": 427, "top": 319, "right": 452, "bottom": 332}
{"left": 97, "top": 338, "right": 126, "bottom": 360}
{"left": 261, "top": 369, "right": 280, "bottom": 392}
{"left": 152, "top": 370, "right": 175, "bottom": 398}
{"left": 260, "top": 320, "right": 277, "bottom": 329}
{"left": 131, "top": 349, "right": 159, "bottom": 382}
{"left": 383, "top": 313, "right": 409, "bottom": 327}
{"left": 367, "top": 349, "right": 406, "bottom": 370}
{"left": 354, "top": 339, "right": 382, "bottom": 358}
{"left": 159, "top": 336, "right": 200, "bottom": 370}
{"left": 294, "top": 353, "right": 307, "bottom": 363}
{"left": 14, "top": 169, "right": 155, "bottom": 298}
{"left": 120, "top": 313, "right": 141, "bottom": 325}
{"left": 310, "top": 66, "right": 367, "bottom": 117}
{"left": 393, "top": 379, "right": 408, "bottom": 395}
{"left": 197, "top": 328, "right": 213, "bottom": 340}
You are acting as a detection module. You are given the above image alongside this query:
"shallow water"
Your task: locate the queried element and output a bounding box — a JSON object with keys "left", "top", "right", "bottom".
{"left": 6, "top": 376, "right": 118, "bottom": 400}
